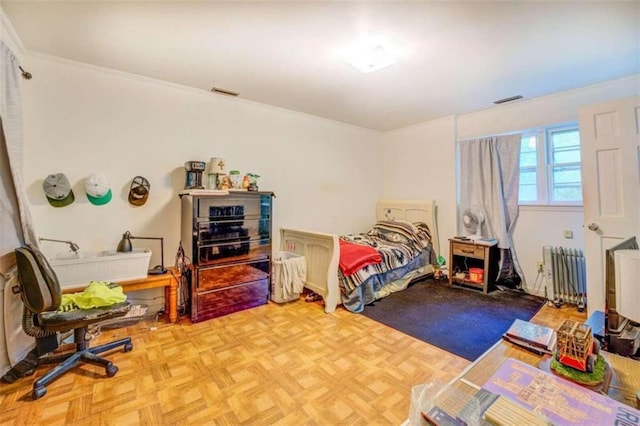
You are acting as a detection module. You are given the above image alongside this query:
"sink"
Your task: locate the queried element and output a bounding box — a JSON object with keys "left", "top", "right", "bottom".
{"left": 49, "top": 248, "right": 152, "bottom": 289}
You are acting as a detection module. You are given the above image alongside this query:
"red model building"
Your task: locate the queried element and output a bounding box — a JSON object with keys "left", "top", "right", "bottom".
{"left": 555, "top": 319, "right": 600, "bottom": 373}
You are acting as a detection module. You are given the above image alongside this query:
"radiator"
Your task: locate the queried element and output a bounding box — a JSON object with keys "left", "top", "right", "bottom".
{"left": 542, "top": 246, "right": 587, "bottom": 308}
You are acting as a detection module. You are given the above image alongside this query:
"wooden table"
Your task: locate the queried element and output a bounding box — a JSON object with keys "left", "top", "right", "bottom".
{"left": 5, "top": 250, "right": 182, "bottom": 323}
{"left": 449, "top": 339, "right": 640, "bottom": 410}
{"left": 64, "top": 267, "right": 181, "bottom": 323}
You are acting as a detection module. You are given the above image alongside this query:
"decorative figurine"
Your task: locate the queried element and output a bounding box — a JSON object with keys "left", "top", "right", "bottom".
{"left": 229, "top": 170, "right": 241, "bottom": 189}
{"left": 219, "top": 175, "right": 231, "bottom": 190}
{"left": 247, "top": 173, "right": 260, "bottom": 191}
{"left": 547, "top": 319, "right": 609, "bottom": 391}
{"left": 555, "top": 319, "right": 599, "bottom": 373}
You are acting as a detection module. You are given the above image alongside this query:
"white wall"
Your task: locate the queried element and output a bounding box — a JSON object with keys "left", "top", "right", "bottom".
{"left": 381, "top": 116, "right": 457, "bottom": 259}
{"left": 382, "top": 74, "right": 640, "bottom": 297}
{"left": 21, "top": 53, "right": 384, "bottom": 268}
{"left": 514, "top": 206, "right": 584, "bottom": 296}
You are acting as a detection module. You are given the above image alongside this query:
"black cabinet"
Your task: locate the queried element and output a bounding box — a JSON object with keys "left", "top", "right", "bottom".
{"left": 180, "top": 191, "right": 274, "bottom": 322}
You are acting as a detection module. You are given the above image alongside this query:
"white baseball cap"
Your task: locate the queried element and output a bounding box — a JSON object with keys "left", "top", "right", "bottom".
{"left": 85, "top": 173, "right": 112, "bottom": 205}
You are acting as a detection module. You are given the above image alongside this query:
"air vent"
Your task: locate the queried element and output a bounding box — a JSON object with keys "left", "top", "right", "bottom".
{"left": 494, "top": 95, "right": 523, "bottom": 104}
{"left": 210, "top": 87, "right": 239, "bottom": 97}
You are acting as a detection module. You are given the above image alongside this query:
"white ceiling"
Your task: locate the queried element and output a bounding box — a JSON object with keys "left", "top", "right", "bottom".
{"left": 2, "top": 1, "right": 639, "bottom": 131}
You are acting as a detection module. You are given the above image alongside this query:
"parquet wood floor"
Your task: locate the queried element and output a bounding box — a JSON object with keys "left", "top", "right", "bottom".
{"left": 0, "top": 292, "right": 584, "bottom": 425}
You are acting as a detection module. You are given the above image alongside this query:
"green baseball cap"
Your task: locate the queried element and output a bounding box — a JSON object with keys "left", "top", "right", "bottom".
{"left": 43, "top": 173, "right": 75, "bottom": 207}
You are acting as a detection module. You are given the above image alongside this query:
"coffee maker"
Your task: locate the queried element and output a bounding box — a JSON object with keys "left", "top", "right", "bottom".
{"left": 184, "top": 161, "right": 206, "bottom": 189}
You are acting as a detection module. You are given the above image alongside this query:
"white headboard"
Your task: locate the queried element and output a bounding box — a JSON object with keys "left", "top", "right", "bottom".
{"left": 376, "top": 199, "right": 440, "bottom": 258}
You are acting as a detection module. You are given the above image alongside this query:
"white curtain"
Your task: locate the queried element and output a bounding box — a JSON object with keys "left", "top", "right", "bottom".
{"left": 0, "top": 41, "right": 38, "bottom": 376}
{"left": 458, "top": 134, "right": 525, "bottom": 286}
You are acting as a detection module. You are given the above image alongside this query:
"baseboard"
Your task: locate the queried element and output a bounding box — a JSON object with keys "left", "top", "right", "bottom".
{"left": 520, "top": 285, "right": 546, "bottom": 299}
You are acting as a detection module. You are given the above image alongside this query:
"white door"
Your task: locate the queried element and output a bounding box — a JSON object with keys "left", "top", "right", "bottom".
{"left": 579, "top": 96, "right": 640, "bottom": 317}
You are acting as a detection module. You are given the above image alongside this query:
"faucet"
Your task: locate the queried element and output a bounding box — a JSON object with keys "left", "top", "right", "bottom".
{"left": 39, "top": 237, "right": 80, "bottom": 253}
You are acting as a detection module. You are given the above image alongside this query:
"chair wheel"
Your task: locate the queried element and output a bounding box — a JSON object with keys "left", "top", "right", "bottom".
{"left": 124, "top": 343, "right": 133, "bottom": 352}
{"left": 106, "top": 365, "right": 118, "bottom": 378}
{"left": 32, "top": 386, "right": 46, "bottom": 400}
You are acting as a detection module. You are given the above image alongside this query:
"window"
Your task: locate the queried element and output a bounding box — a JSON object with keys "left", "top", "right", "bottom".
{"left": 518, "top": 125, "right": 582, "bottom": 205}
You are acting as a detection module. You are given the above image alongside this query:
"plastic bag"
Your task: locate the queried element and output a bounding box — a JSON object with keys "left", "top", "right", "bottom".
{"left": 408, "top": 380, "right": 447, "bottom": 425}
{"left": 408, "top": 379, "right": 484, "bottom": 426}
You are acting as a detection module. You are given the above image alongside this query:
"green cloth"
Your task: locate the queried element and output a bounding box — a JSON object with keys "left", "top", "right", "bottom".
{"left": 58, "top": 281, "right": 127, "bottom": 311}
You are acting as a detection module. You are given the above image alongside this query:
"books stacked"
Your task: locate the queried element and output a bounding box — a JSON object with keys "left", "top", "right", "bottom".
{"left": 483, "top": 395, "right": 551, "bottom": 426}
{"left": 502, "top": 319, "right": 557, "bottom": 355}
{"left": 458, "top": 389, "right": 550, "bottom": 426}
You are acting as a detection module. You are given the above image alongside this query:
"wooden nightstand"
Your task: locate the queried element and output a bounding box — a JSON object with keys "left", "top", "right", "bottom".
{"left": 449, "top": 238, "right": 498, "bottom": 294}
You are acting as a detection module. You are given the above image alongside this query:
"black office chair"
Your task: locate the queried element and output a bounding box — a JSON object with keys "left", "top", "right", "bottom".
{"left": 13, "top": 245, "right": 133, "bottom": 399}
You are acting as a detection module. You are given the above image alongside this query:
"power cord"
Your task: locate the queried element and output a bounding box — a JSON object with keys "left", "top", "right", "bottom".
{"left": 174, "top": 242, "right": 192, "bottom": 317}
{"left": 175, "top": 242, "right": 186, "bottom": 274}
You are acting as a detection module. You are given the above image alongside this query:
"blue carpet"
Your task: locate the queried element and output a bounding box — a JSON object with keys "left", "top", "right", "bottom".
{"left": 361, "top": 279, "right": 544, "bottom": 361}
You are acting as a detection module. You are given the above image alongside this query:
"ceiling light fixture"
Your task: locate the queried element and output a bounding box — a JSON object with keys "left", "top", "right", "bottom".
{"left": 494, "top": 95, "right": 523, "bottom": 104}
{"left": 343, "top": 35, "right": 397, "bottom": 73}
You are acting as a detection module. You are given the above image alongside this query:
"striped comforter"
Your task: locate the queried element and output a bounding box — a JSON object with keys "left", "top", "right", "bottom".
{"left": 339, "top": 220, "right": 433, "bottom": 295}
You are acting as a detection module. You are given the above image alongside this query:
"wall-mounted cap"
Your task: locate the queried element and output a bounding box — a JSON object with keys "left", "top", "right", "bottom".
{"left": 128, "top": 176, "right": 150, "bottom": 206}
{"left": 43, "top": 173, "right": 75, "bottom": 207}
{"left": 85, "top": 173, "right": 112, "bottom": 206}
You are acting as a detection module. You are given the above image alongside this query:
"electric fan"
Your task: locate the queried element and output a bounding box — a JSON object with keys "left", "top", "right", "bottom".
{"left": 462, "top": 208, "right": 485, "bottom": 240}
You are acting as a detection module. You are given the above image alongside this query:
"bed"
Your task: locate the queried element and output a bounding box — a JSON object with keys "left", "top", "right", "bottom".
{"left": 280, "top": 199, "right": 440, "bottom": 313}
